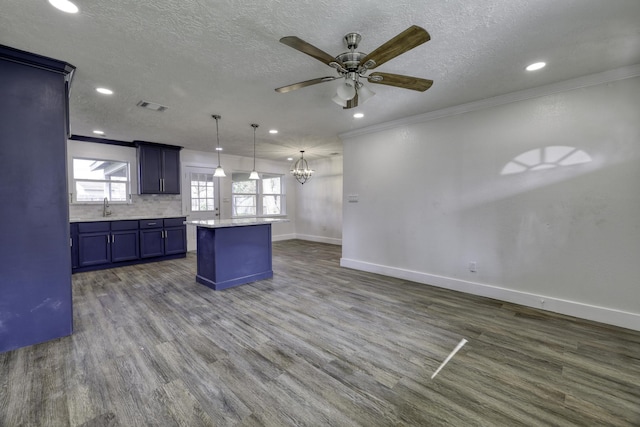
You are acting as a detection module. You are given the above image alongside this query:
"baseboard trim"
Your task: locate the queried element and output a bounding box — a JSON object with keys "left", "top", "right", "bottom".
{"left": 272, "top": 233, "right": 296, "bottom": 242}
{"left": 295, "top": 234, "right": 342, "bottom": 245}
{"left": 340, "top": 257, "right": 640, "bottom": 331}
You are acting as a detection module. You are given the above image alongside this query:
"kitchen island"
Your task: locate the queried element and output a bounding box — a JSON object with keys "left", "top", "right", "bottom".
{"left": 186, "top": 218, "right": 289, "bottom": 290}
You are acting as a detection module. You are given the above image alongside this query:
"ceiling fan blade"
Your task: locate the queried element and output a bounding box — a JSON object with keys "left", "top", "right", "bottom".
{"left": 275, "top": 76, "right": 339, "bottom": 93}
{"left": 368, "top": 72, "right": 433, "bottom": 92}
{"left": 360, "top": 25, "right": 430, "bottom": 70}
{"left": 280, "top": 36, "right": 341, "bottom": 67}
{"left": 344, "top": 93, "right": 358, "bottom": 109}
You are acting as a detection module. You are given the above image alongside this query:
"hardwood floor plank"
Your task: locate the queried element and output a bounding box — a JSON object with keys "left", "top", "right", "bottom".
{"left": 1, "top": 240, "right": 639, "bottom": 426}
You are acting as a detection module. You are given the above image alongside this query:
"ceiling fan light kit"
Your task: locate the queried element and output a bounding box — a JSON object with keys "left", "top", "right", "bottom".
{"left": 276, "top": 25, "right": 433, "bottom": 109}
{"left": 332, "top": 93, "right": 347, "bottom": 107}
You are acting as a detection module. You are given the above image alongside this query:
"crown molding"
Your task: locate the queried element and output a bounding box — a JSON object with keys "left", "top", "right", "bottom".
{"left": 340, "top": 64, "right": 640, "bottom": 140}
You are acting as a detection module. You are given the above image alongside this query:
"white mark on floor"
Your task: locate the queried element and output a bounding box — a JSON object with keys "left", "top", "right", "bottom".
{"left": 431, "top": 338, "right": 468, "bottom": 379}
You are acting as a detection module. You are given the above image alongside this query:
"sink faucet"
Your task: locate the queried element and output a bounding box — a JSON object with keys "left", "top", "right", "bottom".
{"left": 103, "top": 197, "right": 112, "bottom": 217}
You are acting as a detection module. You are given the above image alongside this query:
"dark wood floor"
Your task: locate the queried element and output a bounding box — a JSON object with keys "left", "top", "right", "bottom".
{"left": 1, "top": 240, "right": 639, "bottom": 426}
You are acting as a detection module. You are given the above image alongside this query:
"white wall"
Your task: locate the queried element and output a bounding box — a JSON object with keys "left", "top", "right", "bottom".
{"left": 341, "top": 74, "right": 640, "bottom": 331}
{"left": 294, "top": 155, "right": 343, "bottom": 245}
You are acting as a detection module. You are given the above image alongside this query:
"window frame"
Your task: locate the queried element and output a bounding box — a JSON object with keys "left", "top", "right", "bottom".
{"left": 231, "top": 172, "right": 286, "bottom": 218}
{"left": 71, "top": 156, "right": 131, "bottom": 204}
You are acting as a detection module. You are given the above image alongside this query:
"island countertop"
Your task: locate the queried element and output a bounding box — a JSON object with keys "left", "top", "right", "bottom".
{"left": 186, "top": 218, "right": 289, "bottom": 229}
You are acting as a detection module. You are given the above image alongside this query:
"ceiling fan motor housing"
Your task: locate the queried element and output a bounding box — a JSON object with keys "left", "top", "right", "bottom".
{"left": 336, "top": 51, "right": 367, "bottom": 71}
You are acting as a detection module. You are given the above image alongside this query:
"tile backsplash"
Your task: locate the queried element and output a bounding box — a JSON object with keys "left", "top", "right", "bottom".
{"left": 69, "top": 194, "right": 183, "bottom": 220}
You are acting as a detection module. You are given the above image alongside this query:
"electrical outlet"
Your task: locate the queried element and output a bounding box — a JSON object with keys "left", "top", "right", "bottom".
{"left": 469, "top": 261, "right": 477, "bottom": 272}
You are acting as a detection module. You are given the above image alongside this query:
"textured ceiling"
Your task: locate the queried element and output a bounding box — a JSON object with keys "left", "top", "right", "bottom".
{"left": 1, "top": 0, "right": 639, "bottom": 161}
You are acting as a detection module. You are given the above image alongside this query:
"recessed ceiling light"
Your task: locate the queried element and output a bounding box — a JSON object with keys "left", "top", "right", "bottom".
{"left": 93, "top": 130, "right": 104, "bottom": 135}
{"left": 526, "top": 62, "right": 546, "bottom": 71}
{"left": 48, "top": 0, "right": 79, "bottom": 14}
{"left": 269, "top": 129, "right": 278, "bottom": 134}
{"left": 287, "top": 157, "right": 293, "bottom": 161}
{"left": 96, "top": 87, "right": 113, "bottom": 95}
{"left": 216, "top": 147, "right": 223, "bottom": 151}
{"left": 353, "top": 113, "right": 364, "bottom": 118}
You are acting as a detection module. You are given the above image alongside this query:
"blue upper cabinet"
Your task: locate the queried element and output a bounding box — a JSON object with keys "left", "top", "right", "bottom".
{"left": 0, "top": 45, "right": 75, "bottom": 353}
{"left": 136, "top": 142, "right": 181, "bottom": 194}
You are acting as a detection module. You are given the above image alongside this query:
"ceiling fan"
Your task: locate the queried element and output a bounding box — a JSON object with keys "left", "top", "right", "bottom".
{"left": 275, "top": 25, "right": 433, "bottom": 109}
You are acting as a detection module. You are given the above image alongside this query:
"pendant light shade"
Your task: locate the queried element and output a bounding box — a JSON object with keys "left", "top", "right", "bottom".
{"left": 249, "top": 124, "right": 260, "bottom": 180}
{"left": 290, "top": 150, "right": 314, "bottom": 184}
{"left": 212, "top": 115, "right": 226, "bottom": 177}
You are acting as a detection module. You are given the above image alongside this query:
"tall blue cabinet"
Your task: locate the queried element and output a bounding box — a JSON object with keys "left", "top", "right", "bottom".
{"left": 0, "top": 45, "right": 75, "bottom": 353}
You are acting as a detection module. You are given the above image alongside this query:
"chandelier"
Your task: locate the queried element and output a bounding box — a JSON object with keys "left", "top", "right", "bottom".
{"left": 290, "top": 151, "right": 314, "bottom": 185}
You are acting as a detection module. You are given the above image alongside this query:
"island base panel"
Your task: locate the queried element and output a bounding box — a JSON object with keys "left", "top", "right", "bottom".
{"left": 196, "top": 270, "right": 273, "bottom": 290}
{"left": 196, "top": 224, "right": 273, "bottom": 290}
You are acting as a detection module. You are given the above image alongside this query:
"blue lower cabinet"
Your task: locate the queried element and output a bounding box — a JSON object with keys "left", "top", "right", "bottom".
{"left": 111, "top": 230, "right": 140, "bottom": 262}
{"left": 165, "top": 226, "right": 187, "bottom": 255}
{"left": 140, "top": 218, "right": 187, "bottom": 258}
{"left": 140, "top": 228, "right": 164, "bottom": 258}
{"left": 78, "top": 232, "right": 111, "bottom": 267}
{"left": 111, "top": 220, "right": 139, "bottom": 262}
{"left": 77, "top": 221, "right": 111, "bottom": 267}
{"left": 73, "top": 217, "right": 185, "bottom": 273}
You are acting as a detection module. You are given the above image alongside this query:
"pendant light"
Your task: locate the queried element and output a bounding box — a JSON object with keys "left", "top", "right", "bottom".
{"left": 290, "top": 150, "right": 314, "bottom": 184}
{"left": 211, "top": 115, "right": 226, "bottom": 177}
{"left": 249, "top": 124, "right": 260, "bottom": 180}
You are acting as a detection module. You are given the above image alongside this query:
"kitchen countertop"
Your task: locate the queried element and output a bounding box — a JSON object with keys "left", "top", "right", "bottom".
{"left": 70, "top": 215, "right": 185, "bottom": 223}
{"left": 186, "top": 218, "right": 289, "bottom": 229}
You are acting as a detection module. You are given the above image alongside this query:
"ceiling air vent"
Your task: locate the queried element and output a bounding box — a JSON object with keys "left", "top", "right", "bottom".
{"left": 136, "top": 100, "right": 168, "bottom": 112}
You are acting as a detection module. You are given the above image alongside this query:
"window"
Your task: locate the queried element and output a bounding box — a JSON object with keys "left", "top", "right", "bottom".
{"left": 261, "top": 174, "right": 283, "bottom": 215}
{"left": 190, "top": 172, "right": 215, "bottom": 211}
{"left": 72, "top": 158, "right": 130, "bottom": 202}
{"left": 232, "top": 172, "right": 285, "bottom": 217}
{"left": 232, "top": 173, "right": 257, "bottom": 216}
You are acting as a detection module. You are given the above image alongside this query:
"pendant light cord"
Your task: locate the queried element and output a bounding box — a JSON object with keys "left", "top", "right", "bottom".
{"left": 215, "top": 117, "right": 221, "bottom": 165}
{"left": 253, "top": 125, "right": 257, "bottom": 170}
